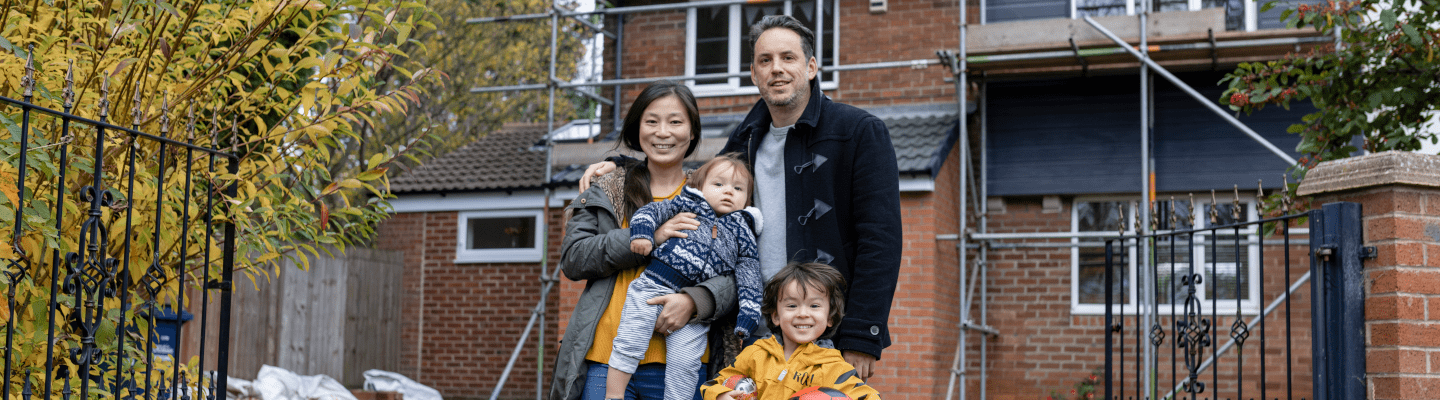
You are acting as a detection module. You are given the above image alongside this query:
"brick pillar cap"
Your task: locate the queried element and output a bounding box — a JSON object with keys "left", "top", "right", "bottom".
{"left": 1296, "top": 151, "right": 1440, "bottom": 196}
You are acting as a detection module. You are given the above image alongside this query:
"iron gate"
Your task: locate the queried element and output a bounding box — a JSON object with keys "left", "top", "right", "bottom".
{"left": 2, "top": 54, "right": 236, "bottom": 400}
{"left": 1101, "top": 200, "right": 1365, "bottom": 400}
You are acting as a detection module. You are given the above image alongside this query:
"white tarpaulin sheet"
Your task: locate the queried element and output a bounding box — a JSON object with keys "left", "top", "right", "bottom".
{"left": 247, "top": 365, "right": 358, "bottom": 400}
{"left": 362, "top": 370, "right": 442, "bottom": 400}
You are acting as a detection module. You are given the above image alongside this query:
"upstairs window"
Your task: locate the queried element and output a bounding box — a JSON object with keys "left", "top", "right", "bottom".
{"left": 686, "top": 0, "right": 838, "bottom": 96}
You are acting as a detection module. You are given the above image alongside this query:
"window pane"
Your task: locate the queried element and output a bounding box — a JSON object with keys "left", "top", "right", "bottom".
{"left": 1077, "top": 201, "right": 1130, "bottom": 305}
{"left": 695, "top": 6, "right": 730, "bottom": 85}
{"left": 1151, "top": 0, "right": 1189, "bottom": 12}
{"left": 1206, "top": 239, "right": 1249, "bottom": 301}
{"left": 740, "top": 3, "right": 784, "bottom": 87}
{"left": 1205, "top": 203, "right": 1250, "bottom": 301}
{"left": 820, "top": 0, "right": 834, "bottom": 82}
{"left": 1077, "top": 0, "right": 1127, "bottom": 17}
{"left": 788, "top": 0, "right": 835, "bottom": 82}
{"left": 1077, "top": 201, "right": 1128, "bottom": 232}
{"left": 1155, "top": 240, "right": 1193, "bottom": 305}
{"left": 1221, "top": 0, "right": 1244, "bottom": 31}
{"left": 467, "top": 217, "right": 536, "bottom": 250}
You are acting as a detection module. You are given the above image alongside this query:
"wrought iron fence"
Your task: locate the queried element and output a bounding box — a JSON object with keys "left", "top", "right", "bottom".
{"left": 1100, "top": 195, "right": 1365, "bottom": 400}
{"left": 2, "top": 50, "right": 236, "bottom": 400}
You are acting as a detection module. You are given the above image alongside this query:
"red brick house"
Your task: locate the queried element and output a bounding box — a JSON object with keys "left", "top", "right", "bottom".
{"left": 374, "top": 1, "right": 1338, "bottom": 399}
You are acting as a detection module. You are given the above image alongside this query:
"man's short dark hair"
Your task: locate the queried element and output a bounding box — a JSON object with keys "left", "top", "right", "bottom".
{"left": 747, "top": 15, "right": 816, "bottom": 61}
{"left": 761, "top": 262, "right": 846, "bottom": 340}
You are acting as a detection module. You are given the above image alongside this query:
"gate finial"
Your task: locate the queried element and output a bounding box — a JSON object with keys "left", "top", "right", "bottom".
{"left": 132, "top": 84, "right": 145, "bottom": 127}
{"left": 187, "top": 101, "right": 198, "bottom": 143}
{"left": 1169, "top": 196, "right": 1178, "bottom": 229}
{"left": 1209, "top": 190, "right": 1219, "bottom": 225}
{"left": 1187, "top": 193, "right": 1197, "bottom": 226}
{"left": 98, "top": 76, "right": 110, "bottom": 119}
{"left": 159, "top": 93, "right": 171, "bottom": 136}
{"left": 63, "top": 60, "right": 76, "bottom": 109}
{"left": 1256, "top": 180, "right": 1265, "bottom": 212}
{"left": 1150, "top": 201, "right": 1159, "bottom": 231}
{"left": 21, "top": 44, "right": 35, "bottom": 98}
{"left": 1232, "top": 185, "right": 1242, "bottom": 221}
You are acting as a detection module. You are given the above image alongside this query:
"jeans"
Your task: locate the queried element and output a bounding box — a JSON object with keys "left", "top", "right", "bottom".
{"left": 582, "top": 362, "right": 707, "bottom": 400}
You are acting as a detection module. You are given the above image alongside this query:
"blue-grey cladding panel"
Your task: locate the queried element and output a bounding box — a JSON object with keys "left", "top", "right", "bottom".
{"left": 1150, "top": 76, "right": 1309, "bottom": 193}
{"left": 987, "top": 76, "right": 1143, "bottom": 196}
{"left": 1257, "top": 0, "right": 1318, "bottom": 30}
{"left": 986, "top": 72, "right": 1311, "bottom": 197}
{"left": 986, "top": 0, "right": 1069, "bottom": 23}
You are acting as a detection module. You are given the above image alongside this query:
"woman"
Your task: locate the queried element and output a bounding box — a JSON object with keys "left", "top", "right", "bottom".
{"left": 550, "top": 81, "right": 739, "bottom": 400}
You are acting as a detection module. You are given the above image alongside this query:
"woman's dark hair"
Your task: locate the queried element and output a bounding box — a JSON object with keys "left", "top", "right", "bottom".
{"left": 618, "top": 80, "right": 702, "bottom": 216}
{"left": 761, "top": 262, "right": 847, "bottom": 341}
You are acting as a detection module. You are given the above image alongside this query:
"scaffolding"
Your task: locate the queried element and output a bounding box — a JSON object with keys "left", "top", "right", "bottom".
{"left": 454, "top": 2, "right": 1324, "bottom": 400}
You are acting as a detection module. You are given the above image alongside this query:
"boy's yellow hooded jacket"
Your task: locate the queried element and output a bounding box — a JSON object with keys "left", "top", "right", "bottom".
{"left": 700, "top": 336, "right": 881, "bottom": 400}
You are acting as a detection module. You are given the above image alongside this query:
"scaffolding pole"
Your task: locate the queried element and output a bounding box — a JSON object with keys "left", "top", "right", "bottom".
{"left": 1138, "top": 3, "right": 1156, "bottom": 399}
{"left": 944, "top": 0, "right": 1000, "bottom": 397}
{"left": 1082, "top": 16, "right": 1299, "bottom": 166}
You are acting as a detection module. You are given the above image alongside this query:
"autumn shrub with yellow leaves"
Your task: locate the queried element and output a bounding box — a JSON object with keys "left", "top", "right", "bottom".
{"left": 0, "top": 0, "right": 439, "bottom": 394}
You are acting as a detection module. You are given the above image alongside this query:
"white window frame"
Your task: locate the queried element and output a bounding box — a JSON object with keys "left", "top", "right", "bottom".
{"left": 1071, "top": 195, "right": 1262, "bottom": 316}
{"left": 684, "top": 0, "right": 840, "bottom": 97}
{"left": 1061, "top": 0, "right": 1259, "bottom": 31}
{"left": 455, "top": 209, "right": 545, "bottom": 264}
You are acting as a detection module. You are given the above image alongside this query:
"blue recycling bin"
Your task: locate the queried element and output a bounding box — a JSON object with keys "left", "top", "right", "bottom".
{"left": 149, "top": 307, "right": 193, "bottom": 362}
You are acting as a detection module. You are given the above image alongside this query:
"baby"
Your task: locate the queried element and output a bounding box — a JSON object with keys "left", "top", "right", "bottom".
{"left": 606, "top": 153, "right": 763, "bottom": 400}
{"left": 700, "top": 262, "right": 882, "bottom": 400}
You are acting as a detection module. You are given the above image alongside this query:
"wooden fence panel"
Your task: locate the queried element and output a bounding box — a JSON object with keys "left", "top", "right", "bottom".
{"left": 228, "top": 247, "right": 402, "bottom": 383}
{"left": 343, "top": 248, "right": 404, "bottom": 387}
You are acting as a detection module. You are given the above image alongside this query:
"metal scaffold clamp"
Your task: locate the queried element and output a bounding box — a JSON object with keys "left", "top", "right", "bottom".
{"left": 935, "top": 50, "right": 963, "bottom": 77}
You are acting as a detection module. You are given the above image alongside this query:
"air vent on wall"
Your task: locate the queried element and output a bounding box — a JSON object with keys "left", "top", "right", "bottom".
{"left": 870, "top": 0, "right": 887, "bottom": 13}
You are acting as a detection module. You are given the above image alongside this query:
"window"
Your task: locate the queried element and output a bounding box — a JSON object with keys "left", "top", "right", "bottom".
{"left": 1072, "top": 196, "right": 1260, "bottom": 315}
{"left": 992, "top": 0, "right": 1246, "bottom": 31}
{"left": 686, "top": 0, "right": 837, "bottom": 96}
{"left": 455, "top": 210, "right": 544, "bottom": 263}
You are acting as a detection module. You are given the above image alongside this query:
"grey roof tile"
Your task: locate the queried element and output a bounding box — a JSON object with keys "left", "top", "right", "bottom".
{"left": 399, "top": 110, "right": 959, "bottom": 193}
{"left": 391, "top": 123, "right": 549, "bottom": 193}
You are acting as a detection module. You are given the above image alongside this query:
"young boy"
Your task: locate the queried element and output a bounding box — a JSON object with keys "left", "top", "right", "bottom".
{"left": 700, "top": 263, "right": 882, "bottom": 400}
{"left": 606, "top": 153, "right": 764, "bottom": 400}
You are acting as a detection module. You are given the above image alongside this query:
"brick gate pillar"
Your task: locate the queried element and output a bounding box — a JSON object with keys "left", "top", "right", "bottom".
{"left": 1297, "top": 151, "right": 1440, "bottom": 400}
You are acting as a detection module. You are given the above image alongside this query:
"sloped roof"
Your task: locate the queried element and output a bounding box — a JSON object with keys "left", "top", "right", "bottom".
{"left": 886, "top": 112, "right": 960, "bottom": 176}
{"left": 394, "top": 108, "right": 961, "bottom": 194}
{"left": 390, "top": 123, "right": 549, "bottom": 193}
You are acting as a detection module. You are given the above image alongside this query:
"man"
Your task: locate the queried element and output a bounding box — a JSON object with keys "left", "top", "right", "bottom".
{"left": 581, "top": 15, "right": 902, "bottom": 379}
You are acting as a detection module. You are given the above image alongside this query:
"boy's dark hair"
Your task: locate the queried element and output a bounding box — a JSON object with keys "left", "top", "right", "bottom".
{"left": 761, "top": 262, "right": 846, "bottom": 340}
{"left": 747, "top": 15, "right": 817, "bottom": 61}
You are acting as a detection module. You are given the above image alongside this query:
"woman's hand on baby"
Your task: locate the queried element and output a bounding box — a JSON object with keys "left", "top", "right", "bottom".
{"left": 649, "top": 293, "right": 695, "bottom": 334}
{"left": 630, "top": 239, "right": 653, "bottom": 256}
{"left": 653, "top": 212, "right": 699, "bottom": 247}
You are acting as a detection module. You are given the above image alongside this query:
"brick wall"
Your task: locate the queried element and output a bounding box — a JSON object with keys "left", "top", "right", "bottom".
{"left": 606, "top": 0, "right": 966, "bottom": 120}
{"left": 1299, "top": 152, "right": 1440, "bottom": 400}
{"left": 377, "top": 207, "right": 565, "bottom": 400}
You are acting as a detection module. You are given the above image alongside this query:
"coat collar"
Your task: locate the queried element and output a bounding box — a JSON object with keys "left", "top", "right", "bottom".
{"left": 738, "top": 76, "right": 826, "bottom": 144}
